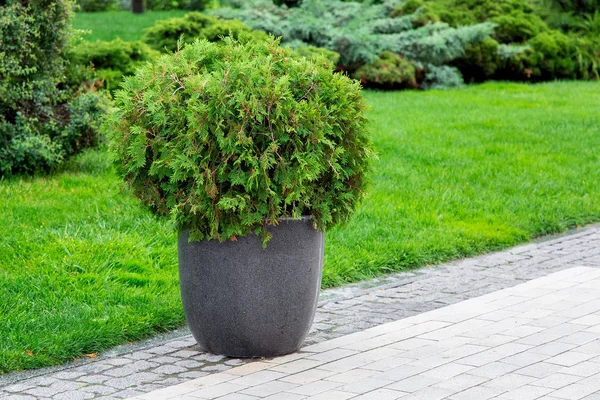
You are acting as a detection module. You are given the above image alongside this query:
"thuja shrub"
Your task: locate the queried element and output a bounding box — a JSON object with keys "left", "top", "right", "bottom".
{"left": 291, "top": 45, "right": 341, "bottom": 68}
{"left": 352, "top": 51, "right": 419, "bottom": 89}
{"left": 69, "top": 39, "right": 160, "bottom": 91}
{"left": 104, "top": 38, "right": 374, "bottom": 243}
{"left": 0, "top": 0, "right": 107, "bottom": 177}
{"left": 142, "top": 12, "right": 267, "bottom": 52}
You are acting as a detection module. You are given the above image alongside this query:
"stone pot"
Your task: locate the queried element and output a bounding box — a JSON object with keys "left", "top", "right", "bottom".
{"left": 177, "top": 218, "right": 324, "bottom": 358}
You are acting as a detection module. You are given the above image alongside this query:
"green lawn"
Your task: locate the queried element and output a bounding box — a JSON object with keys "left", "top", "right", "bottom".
{"left": 2, "top": 81, "right": 600, "bottom": 373}
{"left": 73, "top": 10, "right": 187, "bottom": 42}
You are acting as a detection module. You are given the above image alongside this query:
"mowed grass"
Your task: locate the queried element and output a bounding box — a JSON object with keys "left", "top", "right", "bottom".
{"left": 1, "top": 81, "right": 600, "bottom": 373}
{"left": 72, "top": 10, "right": 187, "bottom": 42}
{"left": 323, "top": 81, "right": 600, "bottom": 285}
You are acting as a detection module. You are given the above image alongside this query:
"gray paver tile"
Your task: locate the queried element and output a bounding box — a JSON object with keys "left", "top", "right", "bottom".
{"left": 340, "top": 377, "right": 394, "bottom": 394}
{"left": 581, "top": 392, "right": 600, "bottom": 400}
{"left": 269, "top": 360, "right": 326, "bottom": 375}
{"left": 421, "top": 363, "right": 475, "bottom": 380}
{"left": 499, "top": 384, "right": 553, "bottom": 400}
{"left": 186, "top": 382, "right": 248, "bottom": 399}
{"left": 530, "top": 341, "right": 578, "bottom": 356}
{"left": 228, "top": 371, "right": 286, "bottom": 387}
{"left": 546, "top": 351, "right": 596, "bottom": 367}
{"left": 304, "top": 390, "right": 356, "bottom": 399}
{"left": 239, "top": 380, "right": 298, "bottom": 397}
{"left": 516, "top": 362, "right": 564, "bottom": 379}
{"left": 481, "top": 372, "right": 536, "bottom": 391}
{"left": 576, "top": 339, "right": 600, "bottom": 356}
{"left": 531, "top": 373, "right": 582, "bottom": 390}
{"left": 501, "top": 351, "right": 551, "bottom": 367}
{"left": 214, "top": 394, "right": 259, "bottom": 400}
{"left": 152, "top": 365, "right": 187, "bottom": 375}
{"left": 286, "top": 380, "right": 343, "bottom": 396}
{"left": 361, "top": 356, "right": 414, "bottom": 372}
{"left": 52, "top": 391, "right": 95, "bottom": 400}
{"left": 559, "top": 361, "right": 600, "bottom": 377}
{"left": 351, "top": 388, "right": 408, "bottom": 400}
{"left": 400, "top": 387, "right": 453, "bottom": 400}
{"left": 432, "top": 373, "right": 488, "bottom": 393}
{"left": 280, "top": 368, "right": 338, "bottom": 385}
{"left": 305, "top": 349, "right": 358, "bottom": 363}
{"left": 458, "top": 343, "right": 532, "bottom": 367}
{"left": 447, "top": 385, "right": 504, "bottom": 400}
{"left": 557, "top": 332, "right": 598, "bottom": 345}
{"left": 551, "top": 383, "right": 600, "bottom": 399}
{"left": 385, "top": 374, "right": 440, "bottom": 393}
{"left": 262, "top": 393, "right": 306, "bottom": 400}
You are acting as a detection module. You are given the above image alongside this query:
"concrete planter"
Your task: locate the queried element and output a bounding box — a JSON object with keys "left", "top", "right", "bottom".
{"left": 177, "top": 218, "right": 324, "bottom": 358}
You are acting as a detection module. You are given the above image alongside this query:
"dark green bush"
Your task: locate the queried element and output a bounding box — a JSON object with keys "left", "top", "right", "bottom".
{"left": 545, "top": 0, "right": 600, "bottom": 14}
{"left": 291, "top": 45, "right": 341, "bottom": 68}
{"left": 353, "top": 51, "right": 419, "bottom": 89}
{"left": 273, "top": 0, "right": 303, "bottom": 6}
{"left": 147, "top": 0, "right": 210, "bottom": 11}
{"left": 69, "top": 39, "right": 160, "bottom": 91}
{"left": 391, "top": 0, "right": 440, "bottom": 27}
{"left": 525, "top": 31, "right": 599, "bottom": 80}
{"left": 390, "top": 0, "right": 600, "bottom": 83}
{"left": 490, "top": 12, "right": 548, "bottom": 43}
{"left": 451, "top": 38, "right": 500, "bottom": 82}
{"left": 75, "top": 0, "right": 118, "bottom": 11}
{"left": 142, "top": 12, "right": 268, "bottom": 52}
{"left": 216, "top": 0, "right": 495, "bottom": 88}
{"left": 216, "top": 0, "right": 599, "bottom": 88}
{"left": 104, "top": 37, "right": 374, "bottom": 243}
{"left": 0, "top": 0, "right": 107, "bottom": 177}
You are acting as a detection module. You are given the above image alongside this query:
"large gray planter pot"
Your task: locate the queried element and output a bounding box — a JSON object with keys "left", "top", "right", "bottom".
{"left": 177, "top": 218, "right": 324, "bottom": 358}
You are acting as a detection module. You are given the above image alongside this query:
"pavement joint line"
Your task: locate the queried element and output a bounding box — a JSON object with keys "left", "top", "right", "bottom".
{"left": 129, "top": 266, "right": 600, "bottom": 400}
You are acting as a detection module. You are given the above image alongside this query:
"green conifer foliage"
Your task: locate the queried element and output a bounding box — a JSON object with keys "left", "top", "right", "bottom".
{"left": 0, "top": 0, "right": 107, "bottom": 177}
{"left": 104, "top": 38, "right": 375, "bottom": 243}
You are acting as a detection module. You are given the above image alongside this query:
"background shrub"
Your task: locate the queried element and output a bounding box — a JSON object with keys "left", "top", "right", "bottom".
{"left": 0, "top": 0, "right": 107, "bottom": 177}
{"left": 104, "top": 37, "right": 374, "bottom": 243}
{"left": 69, "top": 39, "right": 160, "bottom": 91}
{"left": 289, "top": 45, "right": 341, "bottom": 68}
{"left": 75, "top": 0, "right": 118, "bottom": 11}
{"left": 146, "top": 0, "right": 210, "bottom": 11}
{"left": 388, "top": 0, "right": 600, "bottom": 84}
{"left": 353, "top": 51, "right": 419, "bottom": 89}
{"left": 214, "top": 0, "right": 496, "bottom": 88}
{"left": 142, "top": 12, "right": 268, "bottom": 52}
{"left": 75, "top": 0, "right": 210, "bottom": 11}
{"left": 544, "top": 0, "right": 600, "bottom": 14}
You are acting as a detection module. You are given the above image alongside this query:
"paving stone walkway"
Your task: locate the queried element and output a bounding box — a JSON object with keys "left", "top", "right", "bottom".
{"left": 131, "top": 266, "right": 600, "bottom": 400}
{"left": 1, "top": 224, "right": 599, "bottom": 400}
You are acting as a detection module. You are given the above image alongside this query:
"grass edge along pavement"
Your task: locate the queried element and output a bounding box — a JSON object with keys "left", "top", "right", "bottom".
{"left": 0, "top": 224, "right": 599, "bottom": 399}
{"left": 1, "top": 81, "right": 600, "bottom": 373}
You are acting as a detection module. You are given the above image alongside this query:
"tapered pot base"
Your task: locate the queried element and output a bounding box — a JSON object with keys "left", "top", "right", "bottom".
{"left": 177, "top": 218, "right": 324, "bottom": 357}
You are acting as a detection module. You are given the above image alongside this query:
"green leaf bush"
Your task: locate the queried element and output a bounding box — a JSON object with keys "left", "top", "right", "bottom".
{"left": 146, "top": 0, "right": 210, "bottom": 11}
{"left": 0, "top": 0, "right": 107, "bottom": 177}
{"left": 142, "top": 12, "right": 268, "bottom": 52}
{"left": 352, "top": 51, "right": 418, "bottom": 89}
{"left": 214, "top": 0, "right": 598, "bottom": 88}
{"left": 104, "top": 38, "right": 374, "bottom": 243}
{"left": 290, "top": 45, "right": 341, "bottom": 68}
{"left": 390, "top": 0, "right": 600, "bottom": 84}
{"left": 74, "top": 0, "right": 210, "bottom": 11}
{"left": 69, "top": 39, "right": 160, "bottom": 91}
{"left": 214, "top": 0, "right": 496, "bottom": 88}
{"left": 75, "top": 0, "right": 118, "bottom": 11}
